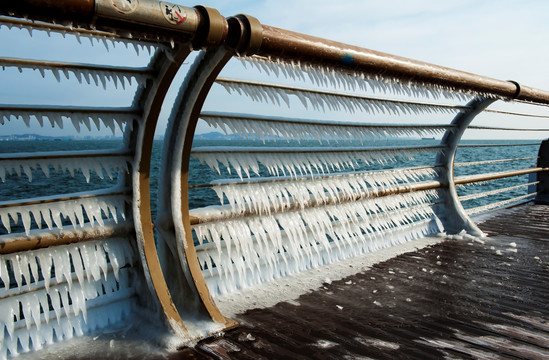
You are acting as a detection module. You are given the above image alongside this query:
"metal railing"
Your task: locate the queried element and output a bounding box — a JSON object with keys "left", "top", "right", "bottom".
{"left": 0, "top": 0, "right": 548, "bottom": 357}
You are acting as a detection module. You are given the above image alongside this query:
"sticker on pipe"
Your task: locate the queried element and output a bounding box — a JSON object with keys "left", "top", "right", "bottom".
{"left": 111, "top": 0, "right": 139, "bottom": 15}
{"left": 160, "top": 2, "right": 187, "bottom": 25}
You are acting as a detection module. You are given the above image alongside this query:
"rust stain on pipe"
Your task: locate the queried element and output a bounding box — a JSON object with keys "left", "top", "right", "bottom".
{"left": 256, "top": 25, "right": 549, "bottom": 104}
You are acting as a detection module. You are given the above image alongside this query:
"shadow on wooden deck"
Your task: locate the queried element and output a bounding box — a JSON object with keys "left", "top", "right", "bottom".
{"left": 179, "top": 204, "right": 549, "bottom": 359}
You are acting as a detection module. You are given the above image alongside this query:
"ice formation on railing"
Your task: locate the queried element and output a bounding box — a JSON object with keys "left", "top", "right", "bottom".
{"left": 0, "top": 110, "right": 135, "bottom": 134}
{"left": 211, "top": 167, "right": 438, "bottom": 214}
{"left": 0, "top": 193, "right": 129, "bottom": 235}
{"left": 216, "top": 79, "right": 466, "bottom": 116}
{"left": 0, "top": 59, "right": 152, "bottom": 90}
{"left": 193, "top": 190, "right": 441, "bottom": 295}
{"left": 459, "top": 182, "right": 536, "bottom": 202}
{"left": 200, "top": 112, "right": 450, "bottom": 143}
{"left": 240, "top": 56, "right": 477, "bottom": 101}
{"left": 0, "top": 238, "right": 137, "bottom": 358}
{"left": 0, "top": 154, "right": 131, "bottom": 182}
{"left": 466, "top": 193, "right": 536, "bottom": 216}
{"left": 192, "top": 146, "right": 442, "bottom": 179}
{"left": 0, "top": 17, "right": 163, "bottom": 56}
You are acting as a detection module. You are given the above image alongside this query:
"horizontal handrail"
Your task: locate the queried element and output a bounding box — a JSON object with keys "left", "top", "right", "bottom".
{"left": 256, "top": 25, "right": 549, "bottom": 103}
{"left": 468, "top": 125, "right": 549, "bottom": 132}
{"left": 0, "top": 221, "right": 133, "bottom": 254}
{"left": 0, "top": 149, "right": 132, "bottom": 161}
{"left": 190, "top": 165, "right": 439, "bottom": 189}
{"left": 189, "top": 180, "right": 442, "bottom": 225}
{"left": 484, "top": 108, "right": 549, "bottom": 118}
{"left": 454, "top": 157, "right": 539, "bottom": 167}
{"left": 199, "top": 111, "right": 454, "bottom": 138}
{"left": 0, "top": 57, "right": 154, "bottom": 76}
{"left": 192, "top": 144, "right": 445, "bottom": 154}
{"left": 454, "top": 168, "right": 547, "bottom": 185}
{"left": 458, "top": 143, "right": 541, "bottom": 148}
{"left": 0, "top": 105, "right": 139, "bottom": 114}
{"left": 0, "top": 188, "right": 130, "bottom": 209}
{"left": 216, "top": 77, "right": 471, "bottom": 113}
{"left": 466, "top": 193, "right": 537, "bottom": 215}
{"left": 459, "top": 182, "right": 538, "bottom": 202}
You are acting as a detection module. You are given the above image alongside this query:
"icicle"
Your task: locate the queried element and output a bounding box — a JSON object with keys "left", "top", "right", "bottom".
{"left": 0, "top": 194, "right": 130, "bottom": 235}
{"left": 234, "top": 55, "right": 486, "bottom": 101}
{"left": 0, "top": 110, "right": 133, "bottom": 133}
{"left": 217, "top": 79, "right": 466, "bottom": 117}
{"left": 192, "top": 146, "right": 439, "bottom": 180}
{"left": 0, "top": 155, "right": 131, "bottom": 183}
{"left": 193, "top": 187, "right": 441, "bottom": 297}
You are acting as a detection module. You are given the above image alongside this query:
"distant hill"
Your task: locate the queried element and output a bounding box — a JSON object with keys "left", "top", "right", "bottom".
{"left": 0, "top": 134, "right": 122, "bottom": 141}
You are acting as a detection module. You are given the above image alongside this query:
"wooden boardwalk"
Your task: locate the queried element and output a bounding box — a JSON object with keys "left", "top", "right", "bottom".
{"left": 177, "top": 204, "right": 549, "bottom": 359}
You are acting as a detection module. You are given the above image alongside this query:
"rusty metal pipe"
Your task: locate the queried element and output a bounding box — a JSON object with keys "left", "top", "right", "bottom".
{"left": 0, "top": 221, "right": 132, "bottom": 255}
{"left": 256, "top": 25, "right": 549, "bottom": 104}
{"left": 0, "top": 1, "right": 228, "bottom": 48}
{"left": 189, "top": 180, "right": 442, "bottom": 225}
{"left": 454, "top": 167, "right": 547, "bottom": 185}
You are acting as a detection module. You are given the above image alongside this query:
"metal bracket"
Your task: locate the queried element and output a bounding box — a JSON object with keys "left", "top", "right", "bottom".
{"left": 436, "top": 97, "right": 497, "bottom": 236}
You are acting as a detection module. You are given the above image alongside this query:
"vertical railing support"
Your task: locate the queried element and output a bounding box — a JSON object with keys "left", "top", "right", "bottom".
{"left": 436, "top": 97, "right": 497, "bottom": 236}
{"left": 536, "top": 139, "right": 549, "bottom": 204}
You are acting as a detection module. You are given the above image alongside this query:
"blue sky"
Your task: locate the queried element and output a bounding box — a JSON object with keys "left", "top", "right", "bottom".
{"left": 1, "top": 0, "right": 549, "bottom": 139}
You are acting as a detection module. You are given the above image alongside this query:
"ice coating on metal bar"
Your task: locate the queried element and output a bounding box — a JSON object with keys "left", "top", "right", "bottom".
{"left": 217, "top": 79, "right": 464, "bottom": 116}
{"left": 0, "top": 61, "right": 152, "bottom": 90}
{"left": 0, "top": 154, "right": 131, "bottom": 183}
{"left": 0, "top": 110, "right": 136, "bottom": 134}
{"left": 191, "top": 146, "right": 442, "bottom": 179}
{"left": 211, "top": 167, "right": 438, "bottom": 214}
{"left": 193, "top": 190, "right": 442, "bottom": 296}
{"left": 239, "top": 56, "right": 484, "bottom": 101}
{"left": 0, "top": 193, "right": 130, "bottom": 235}
{"left": 200, "top": 113, "right": 449, "bottom": 143}
{"left": 466, "top": 193, "right": 536, "bottom": 216}
{"left": 0, "top": 238, "right": 137, "bottom": 358}
{"left": 0, "top": 18, "right": 163, "bottom": 56}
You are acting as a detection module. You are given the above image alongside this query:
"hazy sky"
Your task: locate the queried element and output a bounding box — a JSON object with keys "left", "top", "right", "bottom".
{"left": 1, "top": 0, "right": 549, "bottom": 139}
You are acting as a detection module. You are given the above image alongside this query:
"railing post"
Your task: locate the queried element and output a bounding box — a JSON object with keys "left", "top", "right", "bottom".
{"left": 536, "top": 139, "right": 549, "bottom": 204}
{"left": 436, "top": 97, "right": 497, "bottom": 236}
